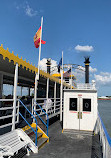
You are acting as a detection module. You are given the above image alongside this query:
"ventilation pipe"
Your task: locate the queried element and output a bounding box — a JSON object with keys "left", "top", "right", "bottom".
{"left": 46, "top": 58, "right": 51, "bottom": 74}
{"left": 84, "top": 57, "right": 90, "bottom": 83}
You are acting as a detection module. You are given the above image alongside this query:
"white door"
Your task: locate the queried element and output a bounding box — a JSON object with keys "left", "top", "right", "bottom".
{"left": 66, "top": 94, "right": 93, "bottom": 131}
{"left": 80, "top": 96, "right": 94, "bottom": 131}
{"left": 66, "top": 94, "right": 79, "bottom": 130}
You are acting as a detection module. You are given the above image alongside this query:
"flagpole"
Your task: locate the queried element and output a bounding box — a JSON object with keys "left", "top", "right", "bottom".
{"left": 37, "top": 16, "right": 43, "bottom": 80}
{"left": 34, "top": 16, "right": 43, "bottom": 102}
{"left": 71, "top": 65, "right": 72, "bottom": 89}
{"left": 60, "top": 51, "right": 63, "bottom": 121}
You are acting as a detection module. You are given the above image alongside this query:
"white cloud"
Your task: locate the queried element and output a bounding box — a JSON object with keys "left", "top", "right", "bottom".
{"left": 16, "top": 6, "right": 20, "bottom": 10}
{"left": 72, "top": 66, "right": 97, "bottom": 83}
{"left": 77, "top": 66, "right": 85, "bottom": 72}
{"left": 39, "top": 58, "right": 58, "bottom": 74}
{"left": 25, "top": 5, "right": 38, "bottom": 17}
{"left": 73, "top": 68, "right": 85, "bottom": 83}
{"left": 15, "top": 2, "right": 39, "bottom": 17}
{"left": 94, "top": 72, "right": 111, "bottom": 86}
{"left": 89, "top": 66, "right": 97, "bottom": 73}
{"left": 39, "top": 58, "right": 47, "bottom": 72}
{"left": 76, "top": 66, "right": 97, "bottom": 73}
{"left": 75, "top": 45, "right": 94, "bottom": 52}
{"left": 99, "top": 72, "right": 110, "bottom": 76}
{"left": 39, "top": 59, "right": 97, "bottom": 83}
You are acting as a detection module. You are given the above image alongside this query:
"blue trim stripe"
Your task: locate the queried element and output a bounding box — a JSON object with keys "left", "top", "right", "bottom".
{"left": 98, "top": 113, "right": 111, "bottom": 146}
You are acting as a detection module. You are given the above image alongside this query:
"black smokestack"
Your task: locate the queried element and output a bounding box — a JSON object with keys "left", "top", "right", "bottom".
{"left": 46, "top": 58, "right": 51, "bottom": 74}
{"left": 84, "top": 57, "right": 90, "bottom": 83}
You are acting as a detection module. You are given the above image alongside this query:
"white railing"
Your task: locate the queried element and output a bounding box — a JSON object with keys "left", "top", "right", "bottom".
{"left": 0, "top": 99, "right": 20, "bottom": 129}
{"left": 95, "top": 113, "right": 111, "bottom": 158}
{"left": 0, "top": 97, "right": 64, "bottom": 132}
{"left": 77, "top": 83, "right": 96, "bottom": 90}
{"left": 32, "top": 98, "right": 63, "bottom": 119}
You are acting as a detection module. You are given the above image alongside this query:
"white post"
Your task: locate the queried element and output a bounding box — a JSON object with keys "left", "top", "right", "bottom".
{"left": 60, "top": 51, "right": 63, "bottom": 121}
{"left": 34, "top": 74, "right": 38, "bottom": 102}
{"left": 32, "top": 98, "right": 34, "bottom": 115}
{"left": 46, "top": 78, "right": 49, "bottom": 118}
{"left": 71, "top": 65, "right": 72, "bottom": 89}
{"left": 46, "top": 78, "right": 49, "bottom": 100}
{"left": 33, "top": 74, "right": 38, "bottom": 123}
{"left": 0, "top": 73, "right": 3, "bottom": 99}
{"left": 12, "top": 63, "right": 18, "bottom": 131}
{"left": 54, "top": 81, "right": 56, "bottom": 113}
{"left": 17, "top": 100, "right": 20, "bottom": 123}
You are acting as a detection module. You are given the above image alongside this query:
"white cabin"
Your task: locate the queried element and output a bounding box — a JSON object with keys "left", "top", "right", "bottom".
{"left": 63, "top": 86, "right": 98, "bottom": 131}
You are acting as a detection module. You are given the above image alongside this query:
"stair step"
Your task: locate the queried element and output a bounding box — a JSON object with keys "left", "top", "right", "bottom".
{"left": 38, "top": 138, "right": 48, "bottom": 150}
{"left": 23, "top": 125, "right": 49, "bottom": 150}
{"left": 63, "top": 129, "right": 93, "bottom": 136}
{"left": 24, "top": 128, "right": 37, "bottom": 135}
{"left": 24, "top": 128, "right": 39, "bottom": 138}
{"left": 37, "top": 132, "right": 43, "bottom": 139}
{"left": 29, "top": 135, "right": 48, "bottom": 149}
{"left": 27, "top": 132, "right": 43, "bottom": 141}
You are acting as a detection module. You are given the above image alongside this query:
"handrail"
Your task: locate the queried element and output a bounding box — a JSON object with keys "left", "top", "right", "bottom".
{"left": 77, "top": 83, "right": 96, "bottom": 90}
{"left": 33, "top": 109, "right": 47, "bottom": 126}
{"left": 0, "top": 99, "right": 14, "bottom": 101}
{"left": 98, "top": 113, "right": 111, "bottom": 146}
{"left": 19, "top": 100, "right": 38, "bottom": 146}
{"left": 0, "top": 106, "right": 19, "bottom": 110}
{"left": 33, "top": 100, "right": 61, "bottom": 105}
{"left": 0, "top": 99, "right": 19, "bottom": 101}
{"left": 34, "top": 100, "right": 49, "bottom": 136}
{"left": 0, "top": 114, "right": 18, "bottom": 120}
{"left": 0, "top": 99, "right": 19, "bottom": 130}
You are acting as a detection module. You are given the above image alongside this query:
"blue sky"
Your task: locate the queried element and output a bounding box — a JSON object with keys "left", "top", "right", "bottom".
{"left": 1, "top": 0, "right": 111, "bottom": 96}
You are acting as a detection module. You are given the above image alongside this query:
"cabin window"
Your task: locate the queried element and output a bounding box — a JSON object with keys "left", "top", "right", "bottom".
{"left": 83, "top": 99, "right": 91, "bottom": 112}
{"left": 69, "top": 98, "right": 77, "bottom": 111}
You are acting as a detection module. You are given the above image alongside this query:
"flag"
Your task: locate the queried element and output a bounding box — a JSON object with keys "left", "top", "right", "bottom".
{"left": 58, "top": 58, "right": 62, "bottom": 73}
{"left": 34, "top": 26, "right": 46, "bottom": 48}
{"left": 63, "top": 68, "right": 71, "bottom": 77}
{"left": 58, "top": 58, "right": 62, "bottom": 66}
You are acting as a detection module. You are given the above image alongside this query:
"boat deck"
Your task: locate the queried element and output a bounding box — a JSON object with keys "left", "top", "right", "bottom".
{"left": 24, "top": 120, "right": 102, "bottom": 158}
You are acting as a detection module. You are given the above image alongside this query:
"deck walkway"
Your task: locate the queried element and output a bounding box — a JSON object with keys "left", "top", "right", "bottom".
{"left": 24, "top": 120, "right": 102, "bottom": 158}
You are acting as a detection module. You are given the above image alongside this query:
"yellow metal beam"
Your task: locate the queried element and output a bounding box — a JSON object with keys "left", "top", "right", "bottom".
{"left": 0, "top": 44, "right": 71, "bottom": 88}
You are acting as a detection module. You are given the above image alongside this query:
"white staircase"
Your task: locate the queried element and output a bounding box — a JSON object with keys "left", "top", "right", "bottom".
{"left": 0, "top": 129, "right": 38, "bottom": 158}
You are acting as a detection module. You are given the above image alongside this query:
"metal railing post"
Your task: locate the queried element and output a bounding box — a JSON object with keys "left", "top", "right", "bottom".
{"left": 34, "top": 74, "right": 39, "bottom": 123}
{"left": 60, "top": 51, "right": 63, "bottom": 121}
{"left": 71, "top": 65, "right": 72, "bottom": 89}
{"left": 54, "top": 82, "right": 56, "bottom": 113}
{"left": 17, "top": 100, "right": 20, "bottom": 123}
{"left": 12, "top": 63, "right": 18, "bottom": 131}
{"left": 96, "top": 113, "right": 111, "bottom": 157}
{"left": 46, "top": 78, "right": 49, "bottom": 119}
{"left": 60, "top": 68, "right": 63, "bottom": 121}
